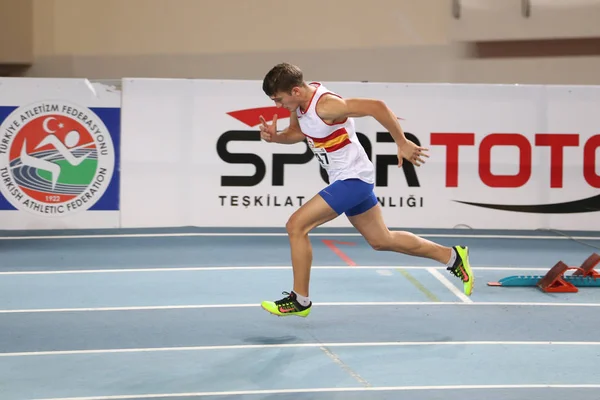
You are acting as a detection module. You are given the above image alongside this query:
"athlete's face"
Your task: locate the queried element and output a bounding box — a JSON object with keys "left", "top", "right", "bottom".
{"left": 270, "top": 87, "right": 302, "bottom": 111}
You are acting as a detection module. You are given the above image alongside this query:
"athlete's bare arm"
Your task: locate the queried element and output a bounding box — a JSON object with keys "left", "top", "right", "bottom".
{"left": 259, "top": 112, "right": 305, "bottom": 145}
{"left": 316, "top": 95, "right": 429, "bottom": 167}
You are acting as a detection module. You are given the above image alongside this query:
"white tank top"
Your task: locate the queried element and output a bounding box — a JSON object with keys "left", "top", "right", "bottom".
{"left": 296, "top": 82, "right": 375, "bottom": 184}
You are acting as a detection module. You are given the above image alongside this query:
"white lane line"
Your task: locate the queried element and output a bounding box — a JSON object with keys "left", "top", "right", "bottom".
{"left": 32, "top": 384, "right": 600, "bottom": 400}
{"left": 427, "top": 267, "right": 473, "bottom": 303}
{"left": 0, "top": 265, "right": 554, "bottom": 275}
{"left": 2, "top": 301, "right": 600, "bottom": 314}
{"left": 0, "top": 232, "right": 599, "bottom": 240}
{"left": 4, "top": 340, "right": 600, "bottom": 357}
{"left": 0, "top": 304, "right": 258, "bottom": 313}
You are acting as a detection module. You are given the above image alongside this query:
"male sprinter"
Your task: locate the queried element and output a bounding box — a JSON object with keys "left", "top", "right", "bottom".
{"left": 258, "top": 63, "right": 473, "bottom": 317}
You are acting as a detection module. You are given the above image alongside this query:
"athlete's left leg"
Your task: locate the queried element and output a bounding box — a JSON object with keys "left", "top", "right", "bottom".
{"left": 260, "top": 193, "right": 339, "bottom": 317}
{"left": 346, "top": 197, "right": 474, "bottom": 295}
{"left": 286, "top": 194, "right": 339, "bottom": 297}
{"left": 261, "top": 179, "right": 375, "bottom": 317}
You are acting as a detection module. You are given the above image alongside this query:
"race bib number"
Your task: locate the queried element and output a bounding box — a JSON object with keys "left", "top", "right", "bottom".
{"left": 313, "top": 148, "right": 330, "bottom": 167}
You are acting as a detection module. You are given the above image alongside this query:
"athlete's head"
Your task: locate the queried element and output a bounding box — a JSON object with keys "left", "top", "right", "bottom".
{"left": 262, "top": 63, "right": 308, "bottom": 111}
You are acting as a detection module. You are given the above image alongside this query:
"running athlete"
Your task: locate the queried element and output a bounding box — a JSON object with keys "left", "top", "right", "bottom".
{"left": 258, "top": 63, "right": 473, "bottom": 317}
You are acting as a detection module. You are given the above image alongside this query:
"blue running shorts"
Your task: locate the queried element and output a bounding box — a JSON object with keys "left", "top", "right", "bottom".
{"left": 318, "top": 179, "right": 378, "bottom": 217}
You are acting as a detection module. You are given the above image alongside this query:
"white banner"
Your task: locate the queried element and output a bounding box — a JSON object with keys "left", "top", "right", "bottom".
{"left": 0, "top": 78, "right": 121, "bottom": 230}
{"left": 121, "top": 79, "right": 600, "bottom": 230}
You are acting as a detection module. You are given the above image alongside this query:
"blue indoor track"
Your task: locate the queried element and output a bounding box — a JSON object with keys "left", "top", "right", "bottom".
{"left": 1, "top": 227, "right": 600, "bottom": 400}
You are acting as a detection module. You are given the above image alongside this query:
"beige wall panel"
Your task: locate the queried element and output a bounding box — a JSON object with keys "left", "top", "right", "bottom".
{"left": 33, "top": 0, "right": 55, "bottom": 57}
{"left": 26, "top": 0, "right": 600, "bottom": 85}
{"left": 25, "top": 55, "right": 75, "bottom": 77}
{"left": 28, "top": 47, "right": 600, "bottom": 86}
{"left": 454, "top": 56, "right": 600, "bottom": 85}
{"left": 0, "top": 0, "right": 33, "bottom": 63}
{"left": 27, "top": 44, "right": 460, "bottom": 83}
{"left": 450, "top": 0, "right": 600, "bottom": 41}
{"left": 26, "top": 46, "right": 600, "bottom": 86}
{"left": 34, "top": 0, "right": 450, "bottom": 57}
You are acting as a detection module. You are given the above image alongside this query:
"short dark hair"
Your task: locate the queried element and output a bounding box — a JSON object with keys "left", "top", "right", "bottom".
{"left": 262, "top": 63, "right": 305, "bottom": 97}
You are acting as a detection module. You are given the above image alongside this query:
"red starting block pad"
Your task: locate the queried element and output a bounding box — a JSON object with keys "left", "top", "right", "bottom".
{"left": 488, "top": 253, "right": 600, "bottom": 293}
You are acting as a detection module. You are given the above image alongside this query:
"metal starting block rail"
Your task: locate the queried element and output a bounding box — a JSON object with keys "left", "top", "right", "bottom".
{"left": 488, "top": 253, "right": 600, "bottom": 293}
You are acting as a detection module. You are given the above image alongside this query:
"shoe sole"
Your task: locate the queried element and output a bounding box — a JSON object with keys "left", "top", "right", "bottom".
{"left": 461, "top": 247, "right": 475, "bottom": 296}
{"left": 261, "top": 304, "right": 310, "bottom": 318}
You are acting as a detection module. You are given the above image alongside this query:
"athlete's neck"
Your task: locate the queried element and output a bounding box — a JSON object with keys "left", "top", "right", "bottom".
{"left": 298, "top": 83, "right": 317, "bottom": 113}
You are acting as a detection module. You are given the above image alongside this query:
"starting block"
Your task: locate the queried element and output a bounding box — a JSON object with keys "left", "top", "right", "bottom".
{"left": 488, "top": 253, "right": 600, "bottom": 293}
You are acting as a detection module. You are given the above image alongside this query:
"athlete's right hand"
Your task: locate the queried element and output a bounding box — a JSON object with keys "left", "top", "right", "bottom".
{"left": 259, "top": 114, "right": 278, "bottom": 143}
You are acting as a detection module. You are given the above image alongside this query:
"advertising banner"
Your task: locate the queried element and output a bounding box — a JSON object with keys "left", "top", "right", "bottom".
{"left": 121, "top": 79, "right": 599, "bottom": 230}
{"left": 0, "top": 78, "right": 121, "bottom": 229}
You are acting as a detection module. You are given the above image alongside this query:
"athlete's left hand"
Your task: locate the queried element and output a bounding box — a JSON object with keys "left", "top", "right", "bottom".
{"left": 397, "top": 140, "right": 429, "bottom": 167}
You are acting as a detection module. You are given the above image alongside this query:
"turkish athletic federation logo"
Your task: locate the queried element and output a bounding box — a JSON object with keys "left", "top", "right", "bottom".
{"left": 0, "top": 101, "right": 115, "bottom": 217}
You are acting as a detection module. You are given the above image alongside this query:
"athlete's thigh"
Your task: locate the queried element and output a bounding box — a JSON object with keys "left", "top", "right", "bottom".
{"left": 288, "top": 178, "right": 370, "bottom": 233}
{"left": 287, "top": 193, "right": 339, "bottom": 233}
{"left": 346, "top": 201, "right": 390, "bottom": 244}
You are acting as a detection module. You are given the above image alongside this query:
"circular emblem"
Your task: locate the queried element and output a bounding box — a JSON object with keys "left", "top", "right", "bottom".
{"left": 0, "top": 101, "right": 115, "bottom": 217}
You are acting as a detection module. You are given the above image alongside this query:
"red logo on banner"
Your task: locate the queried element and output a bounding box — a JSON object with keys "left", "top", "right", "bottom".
{"left": 431, "top": 132, "right": 600, "bottom": 214}
{"left": 227, "top": 106, "right": 404, "bottom": 127}
{"left": 227, "top": 107, "right": 291, "bottom": 127}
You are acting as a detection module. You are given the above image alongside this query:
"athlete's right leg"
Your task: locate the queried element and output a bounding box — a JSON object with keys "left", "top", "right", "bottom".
{"left": 347, "top": 201, "right": 451, "bottom": 262}
{"left": 346, "top": 196, "right": 474, "bottom": 296}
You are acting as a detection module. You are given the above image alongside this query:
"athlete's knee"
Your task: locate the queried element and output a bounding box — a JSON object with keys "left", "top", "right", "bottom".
{"left": 286, "top": 213, "right": 309, "bottom": 237}
{"left": 369, "top": 240, "right": 389, "bottom": 251}
{"left": 366, "top": 233, "right": 392, "bottom": 251}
